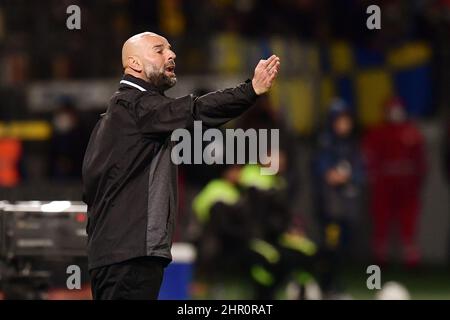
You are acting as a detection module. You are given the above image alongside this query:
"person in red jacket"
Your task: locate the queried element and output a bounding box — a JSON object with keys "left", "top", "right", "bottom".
{"left": 362, "top": 97, "right": 427, "bottom": 267}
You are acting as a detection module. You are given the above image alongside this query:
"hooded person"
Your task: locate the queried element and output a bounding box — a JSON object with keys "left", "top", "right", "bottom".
{"left": 314, "top": 98, "right": 365, "bottom": 234}
{"left": 312, "top": 98, "right": 365, "bottom": 296}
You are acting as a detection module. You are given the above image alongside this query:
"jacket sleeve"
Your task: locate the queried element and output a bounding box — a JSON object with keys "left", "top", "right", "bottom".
{"left": 133, "top": 93, "right": 194, "bottom": 137}
{"left": 134, "top": 80, "right": 258, "bottom": 137}
{"left": 192, "top": 79, "right": 258, "bottom": 127}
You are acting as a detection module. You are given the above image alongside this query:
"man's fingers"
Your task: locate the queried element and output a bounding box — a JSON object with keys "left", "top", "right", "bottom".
{"left": 258, "top": 55, "right": 279, "bottom": 73}
{"left": 268, "top": 69, "right": 278, "bottom": 83}
{"left": 265, "top": 55, "right": 276, "bottom": 64}
{"left": 262, "top": 62, "right": 279, "bottom": 83}
{"left": 267, "top": 60, "right": 280, "bottom": 74}
{"left": 262, "top": 55, "right": 276, "bottom": 67}
{"left": 265, "top": 56, "right": 279, "bottom": 71}
{"left": 268, "top": 65, "right": 280, "bottom": 81}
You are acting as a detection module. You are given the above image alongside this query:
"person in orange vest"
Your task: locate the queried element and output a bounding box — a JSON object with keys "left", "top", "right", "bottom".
{"left": 362, "top": 96, "right": 427, "bottom": 267}
{"left": 0, "top": 138, "right": 22, "bottom": 187}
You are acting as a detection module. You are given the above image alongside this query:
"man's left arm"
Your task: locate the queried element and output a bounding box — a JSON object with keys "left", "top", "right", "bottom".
{"left": 193, "top": 55, "right": 280, "bottom": 128}
{"left": 192, "top": 80, "right": 257, "bottom": 128}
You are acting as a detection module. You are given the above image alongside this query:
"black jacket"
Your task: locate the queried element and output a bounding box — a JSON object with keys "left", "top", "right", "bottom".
{"left": 82, "top": 74, "right": 258, "bottom": 270}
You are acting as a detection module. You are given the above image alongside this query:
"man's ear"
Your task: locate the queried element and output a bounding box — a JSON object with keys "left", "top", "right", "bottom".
{"left": 127, "top": 56, "right": 143, "bottom": 72}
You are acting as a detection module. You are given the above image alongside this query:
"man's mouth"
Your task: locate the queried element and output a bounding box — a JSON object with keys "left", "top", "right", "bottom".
{"left": 165, "top": 65, "right": 176, "bottom": 75}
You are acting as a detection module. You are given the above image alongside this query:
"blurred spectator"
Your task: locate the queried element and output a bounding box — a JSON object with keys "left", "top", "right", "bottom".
{"left": 239, "top": 159, "right": 336, "bottom": 299}
{"left": 48, "top": 99, "right": 88, "bottom": 180}
{"left": 191, "top": 165, "right": 252, "bottom": 278}
{"left": 445, "top": 117, "right": 450, "bottom": 183}
{"left": 312, "top": 98, "right": 365, "bottom": 294}
{"left": 192, "top": 154, "right": 334, "bottom": 299}
{"left": 362, "top": 96, "right": 427, "bottom": 267}
{"left": 445, "top": 117, "right": 450, "bottom": 262}
{"left": 0, "top": 138, "right": 23, "bottom": 187}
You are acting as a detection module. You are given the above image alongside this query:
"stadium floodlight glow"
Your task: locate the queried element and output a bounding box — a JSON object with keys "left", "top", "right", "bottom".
{"left": 40, "top": 201, "right": 71, "bottom": 212}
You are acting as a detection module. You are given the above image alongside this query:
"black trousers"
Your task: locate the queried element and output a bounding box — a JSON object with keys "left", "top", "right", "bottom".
{"left": 89, "top": 256, "right": 165, "bottom": 300}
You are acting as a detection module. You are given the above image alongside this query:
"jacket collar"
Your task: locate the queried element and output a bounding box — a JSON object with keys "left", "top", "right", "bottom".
{"left": 119, "top": 74, "right": 164, "bottom": 94}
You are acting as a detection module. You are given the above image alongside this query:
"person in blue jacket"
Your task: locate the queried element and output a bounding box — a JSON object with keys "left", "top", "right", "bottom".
{"left": 312, "top": 98, "right": 365, "bottom": 296}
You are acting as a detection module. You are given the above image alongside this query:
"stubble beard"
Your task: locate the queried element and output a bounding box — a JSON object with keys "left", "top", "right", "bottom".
{"left": 145, "top": 65, "right": 177, "bottom": 92}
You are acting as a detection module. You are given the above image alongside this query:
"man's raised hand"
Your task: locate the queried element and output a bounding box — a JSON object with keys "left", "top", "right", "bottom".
{"left": 251, "top": 55, "right": 281, "bottom": 96}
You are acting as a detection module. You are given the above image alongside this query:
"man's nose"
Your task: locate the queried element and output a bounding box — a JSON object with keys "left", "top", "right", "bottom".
{"left": 167, "top": 50, "right": 176, "bottom": 61}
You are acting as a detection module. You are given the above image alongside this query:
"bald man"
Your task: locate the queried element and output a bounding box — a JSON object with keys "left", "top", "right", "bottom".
{"left": 82, "top": 32, "right": 280, "bottom": 300}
